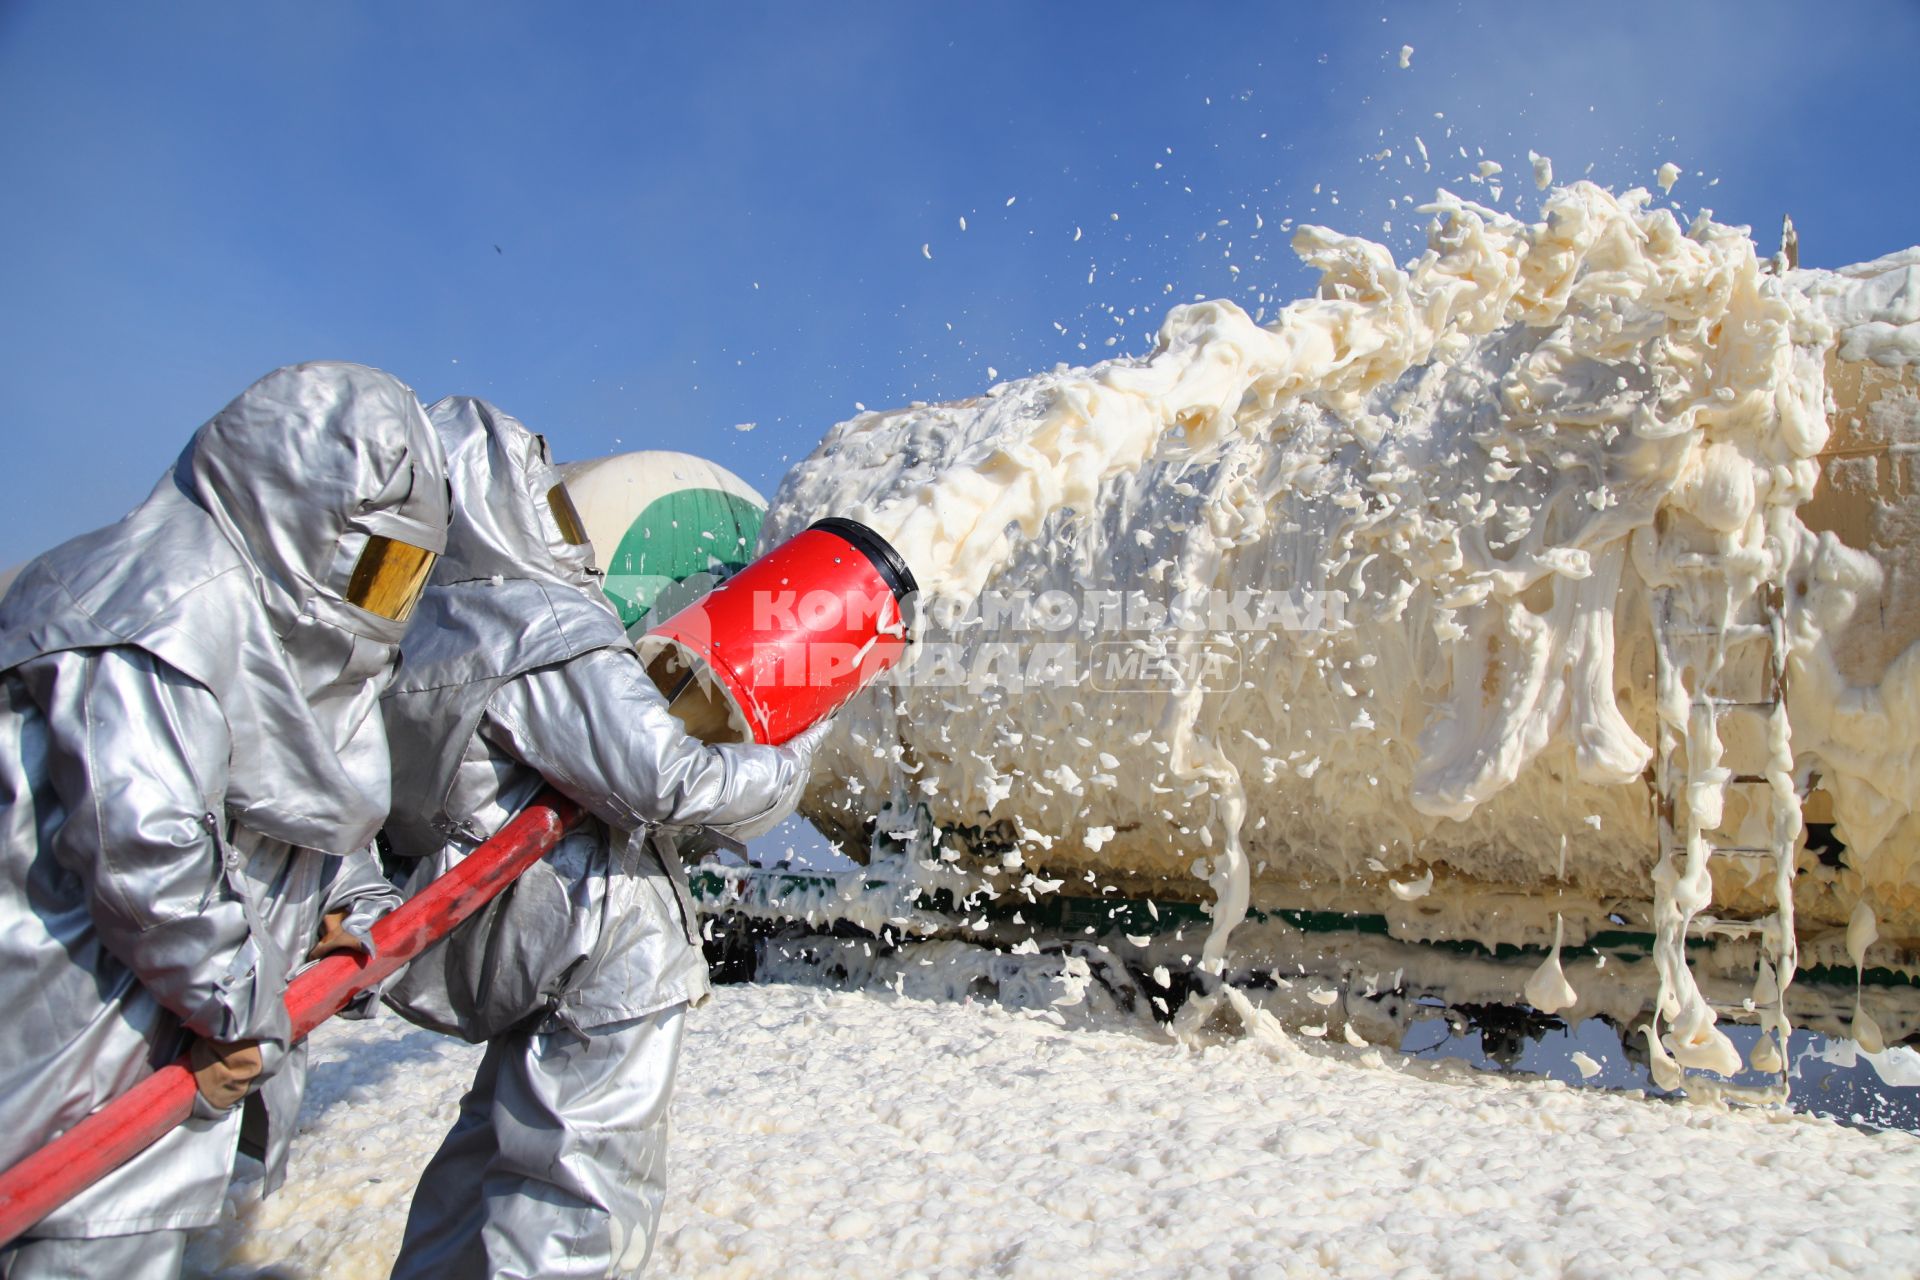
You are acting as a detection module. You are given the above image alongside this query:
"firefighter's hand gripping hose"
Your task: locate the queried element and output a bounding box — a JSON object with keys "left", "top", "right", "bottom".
{"left": 188, "top": 1040, "right": 265, "bottom": 1111}
{"left": 0, "top": 788, "right": 583, "bottom": 1248}
{"left": 307, "top": 909, "right": 367, "bottom": 962}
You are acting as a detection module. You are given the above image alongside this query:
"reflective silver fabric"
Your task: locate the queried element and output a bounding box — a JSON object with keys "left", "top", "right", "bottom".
{"left": 379, "top": 395, "right": 635, "bottom": 863}
{"left": 1, "top": 1225, "right": 187, "bottom": 1280}
{"left": 388, "top": 655, "right": 803, "bottom": 1040}
{"left": 381, "top": 399, "right": 818, "bottom": 1273}
{"left": 383, "top": 398, "right": 813, "bottom": 1041}
{"left": 0, "top": 362, "right": 449, "bottom": 854}
{"left": 389, "top": 1005, "right": 686, "bottom": 1280}
{"left": 0, "top": 363, "right": 444, "bottom": 1239}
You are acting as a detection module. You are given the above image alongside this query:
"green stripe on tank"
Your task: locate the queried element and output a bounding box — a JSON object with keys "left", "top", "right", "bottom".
{"left": 599, "top": 487, "right": 765, "bottom": 632}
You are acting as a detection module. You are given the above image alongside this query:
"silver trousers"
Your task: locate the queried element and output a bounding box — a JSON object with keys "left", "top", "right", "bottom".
{"left": 1, "top": 1229, "right": 186, "bottom": 1280}
{"left": 390, "top": 1004, "right": 686, "bottom": 1280}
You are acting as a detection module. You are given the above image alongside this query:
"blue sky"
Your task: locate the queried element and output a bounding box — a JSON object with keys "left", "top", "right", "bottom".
{"left": 3, "top": 2, "right": 1916, "bottom": 568}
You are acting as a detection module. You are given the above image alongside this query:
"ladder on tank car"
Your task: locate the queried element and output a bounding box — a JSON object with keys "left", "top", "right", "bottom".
{"left": 1651, "top": 562, "right": 1801, "bottom": 1100}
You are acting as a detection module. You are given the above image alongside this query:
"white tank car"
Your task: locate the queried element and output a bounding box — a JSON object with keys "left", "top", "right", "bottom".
{"left": 559, "top": 449, "right": 767, "bottom": 638}
{"left": 758, "top": 197, "right": 1920, "bottom": 1051}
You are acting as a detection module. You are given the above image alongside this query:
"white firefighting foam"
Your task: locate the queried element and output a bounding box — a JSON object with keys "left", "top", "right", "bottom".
{"left": 185, "top": 981, "right": 1920, "bottom": 1279}
{"left": 770, "top": 181, "right": 1920, "bottom": 1088}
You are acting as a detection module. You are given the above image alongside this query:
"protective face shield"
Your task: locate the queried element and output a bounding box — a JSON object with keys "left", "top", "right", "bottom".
{"left": 529, "top": 436, "right": 598, "bottom": 578}
{"left": 345, "top": 534, "right": 438, "bottom": 623}
{"left": 546, "top": 482, "right": 589, "bottom": 549}
{"left": 305, "top": 456, "right": 451, "bottom": 647}
{"left": 184, "top": 361, "right": 451, "bottom": 770}
{"left": 285, "top": 526, "right": 436, "bottom": 758}
{"left": 188, "top": 362, "right": 450, "bottom": 642}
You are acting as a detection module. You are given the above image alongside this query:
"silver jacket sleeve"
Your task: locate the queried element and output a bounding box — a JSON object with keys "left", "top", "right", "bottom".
{"left": 27, "top": 647, "right": 292, "bottom": 1061}
{"left": 705, "top": 716, "right": 833, "bottom": 841}
{"left": 315, "top": 844, "right": 405, "bottom": 1020}
{"left": 319, "top": 844, "right": 404, "bottom": 958}
{"left": 482, "top": 648, "right": 812, "bottom": 836}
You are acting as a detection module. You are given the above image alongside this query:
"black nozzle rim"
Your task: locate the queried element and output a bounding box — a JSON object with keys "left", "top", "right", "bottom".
{"left": 808, "top": 517, "right": 919, "bottom": 602}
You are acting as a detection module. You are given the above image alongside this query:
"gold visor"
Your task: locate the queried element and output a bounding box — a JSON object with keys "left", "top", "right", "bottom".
{"left": 345, "top": 535, "right": 437, "bottom": 622}
{"left": 547, "top": 483, "right": 589, "bottom": 546}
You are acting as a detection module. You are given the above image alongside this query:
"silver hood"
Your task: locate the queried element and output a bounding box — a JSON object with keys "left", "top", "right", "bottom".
{"left": 386, "top": 395, "right": 630, "bottom": 692}
{"left": 380, "top": 397, "right": 632, "bottom": 857}
{"left": 0, "top": 361, "right": 449, "bottom": 853}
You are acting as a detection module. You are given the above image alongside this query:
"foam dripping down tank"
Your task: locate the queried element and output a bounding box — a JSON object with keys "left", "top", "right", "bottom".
{"left": 638, "top": 517, "right": 916, "bottom": 745}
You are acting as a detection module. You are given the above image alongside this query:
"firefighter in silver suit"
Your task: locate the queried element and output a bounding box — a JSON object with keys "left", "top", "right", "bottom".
{"left": 0, "top": 362, "right": 449, "bottom": 1279}
{"left": 382, "top": 397, "right": 822, "bottom": 1279}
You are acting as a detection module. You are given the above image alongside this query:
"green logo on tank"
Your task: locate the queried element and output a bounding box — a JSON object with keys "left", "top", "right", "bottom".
{"left": 600, "top": 488, "right": 764, "bottom": 634}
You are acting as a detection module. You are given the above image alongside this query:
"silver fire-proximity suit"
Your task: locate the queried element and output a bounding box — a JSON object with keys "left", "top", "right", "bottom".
{"left": 381, "top": 397, "right": 819, "bottom": 1279}
{"left": 0, "top": 363, "right": 449, "bottom": 1280}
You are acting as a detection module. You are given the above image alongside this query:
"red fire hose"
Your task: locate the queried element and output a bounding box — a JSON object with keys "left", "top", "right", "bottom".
{"left": 0, "top": 789, "right": 582, "bottom": 1248}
